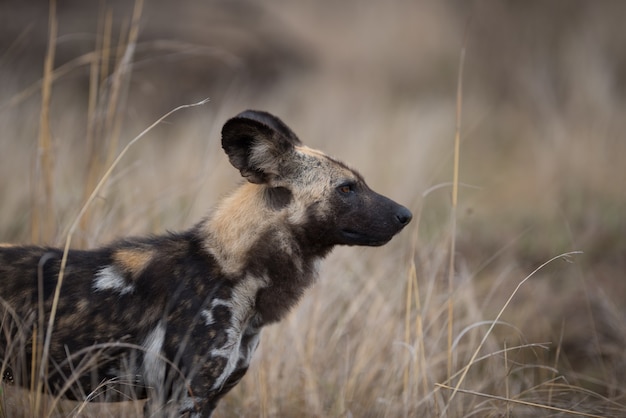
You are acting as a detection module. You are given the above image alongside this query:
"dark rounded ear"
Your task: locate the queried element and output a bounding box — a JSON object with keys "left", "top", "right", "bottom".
{"left": 221, "top": 110, "right": 302, "bottom": 184}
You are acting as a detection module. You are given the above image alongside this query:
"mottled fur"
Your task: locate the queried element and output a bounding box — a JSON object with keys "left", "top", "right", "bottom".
{"left": 0, "top": 110, "right": 411, "bottom": 417}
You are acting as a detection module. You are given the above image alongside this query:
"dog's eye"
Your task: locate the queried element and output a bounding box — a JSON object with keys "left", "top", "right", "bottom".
{"left": 337, "top": 182, "right": 355, "bottom": 195}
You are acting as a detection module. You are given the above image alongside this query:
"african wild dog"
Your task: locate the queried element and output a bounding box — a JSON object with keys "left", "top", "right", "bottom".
{"left": 0, "top": 110, "right": 412, "bottom": 416}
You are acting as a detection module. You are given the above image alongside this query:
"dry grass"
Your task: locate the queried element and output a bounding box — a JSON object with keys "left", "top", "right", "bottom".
{"left": 1, "top": 1, "right": 625, "bottom": 417}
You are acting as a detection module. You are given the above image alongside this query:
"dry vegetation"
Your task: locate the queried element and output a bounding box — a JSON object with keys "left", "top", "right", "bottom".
{"left": 1, "top": 0, "right": 625, "bottom": 417}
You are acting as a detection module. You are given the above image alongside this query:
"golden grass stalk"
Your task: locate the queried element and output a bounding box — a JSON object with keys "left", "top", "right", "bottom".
{"left": 81, "top": 6, "right": 109, "bottom": 226}
{"left": 403, "top": 247, "right": 413, "bottom": 398}
{"left": 446, "top": 16, "right": 470, "bottom": 388}
{"left": 403, "top": 202, "right": 432, "bottom": 413}
{"left": 31, "top": 0, "right": 57, "bottom": 246}
{"left": 32, "top": 0, "right": 57, "bottom": 413}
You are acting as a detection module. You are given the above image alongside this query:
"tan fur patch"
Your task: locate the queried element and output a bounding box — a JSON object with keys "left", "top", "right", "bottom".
{"left": 113, "top": 248, "right": 155, "bottom": 278}
{"left": 0, "top": 243, "right": 15, "bottom": 248}
{"left": 203, "top": 184, "right": 295, "bottom": 276}
{"left": 295, "top": 145, "right": 327, "bottom": 159}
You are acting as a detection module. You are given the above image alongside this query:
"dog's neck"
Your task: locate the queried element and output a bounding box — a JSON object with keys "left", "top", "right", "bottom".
{"left": 197, "top": 182, "right": 324, "bottom": 323}
{"left": 199, "top": 183, "right": 323, "bottom": 276}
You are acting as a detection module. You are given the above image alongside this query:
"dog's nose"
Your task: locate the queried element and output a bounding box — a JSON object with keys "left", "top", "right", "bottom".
{"left": 395, "top": 206, "right": 412, "bottom": 226}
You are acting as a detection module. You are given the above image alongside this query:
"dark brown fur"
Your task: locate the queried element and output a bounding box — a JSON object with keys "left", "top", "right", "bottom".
{"left": 0, "top": 110, "right": 411, "bottom": 417}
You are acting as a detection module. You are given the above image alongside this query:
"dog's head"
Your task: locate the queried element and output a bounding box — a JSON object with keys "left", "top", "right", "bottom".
{"left": 221, "top": 110, "right": 412, "bottom": 248}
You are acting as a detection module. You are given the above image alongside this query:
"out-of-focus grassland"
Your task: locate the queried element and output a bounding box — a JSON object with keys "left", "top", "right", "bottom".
{"left": 1, "top": 1, "right": 625, "bottom": 416}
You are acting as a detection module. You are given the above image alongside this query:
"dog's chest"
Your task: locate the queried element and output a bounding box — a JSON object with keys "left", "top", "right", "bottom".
{"left": 141, "top": 275, "right": 265, "bottom": 395}
{"left": 199, "top": 290, "right": 262, "bottom": 391}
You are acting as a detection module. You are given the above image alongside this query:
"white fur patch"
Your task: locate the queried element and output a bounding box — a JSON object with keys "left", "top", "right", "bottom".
{"left": 93, "top": 265, "right": 134, "bottom": 295}
{"left": 201, "top": 309, "right": 214, "bottom": 326}
{"left": 209, "top": 328, "right": 242, "bottom": 391}
{"left": 212, "top": 299, "right": 233, "bottom": 309}
{"left": 142, "top": 322, "right": 166, "bottom": 387}
{"left": 208, "top": 276, "right": 266, "bottom": 391}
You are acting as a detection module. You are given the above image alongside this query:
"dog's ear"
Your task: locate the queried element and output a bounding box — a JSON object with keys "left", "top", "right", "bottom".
{"left": 221, "top": 110, "right": 302, "bottom": 184}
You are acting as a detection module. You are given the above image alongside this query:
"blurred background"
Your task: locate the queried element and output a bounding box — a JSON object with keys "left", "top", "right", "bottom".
{"left": 1, "top": 1, "right": 625, "bottom": 416}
